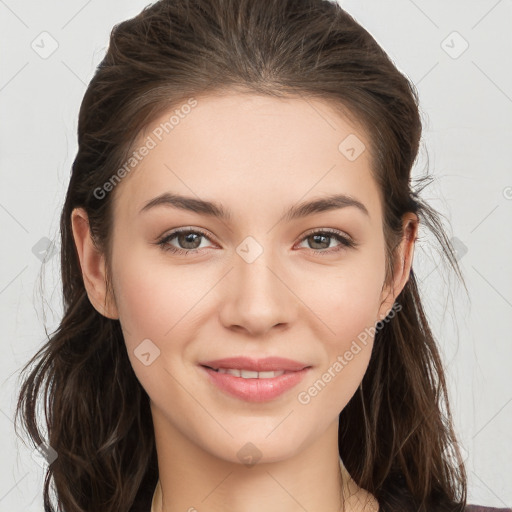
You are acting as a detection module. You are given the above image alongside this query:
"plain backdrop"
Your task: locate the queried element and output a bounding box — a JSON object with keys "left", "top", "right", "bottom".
{"left": 0, "top": 0, "right": 511, "bottom": 510}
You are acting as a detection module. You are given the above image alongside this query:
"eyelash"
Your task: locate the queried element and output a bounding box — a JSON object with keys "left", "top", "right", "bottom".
{"left": 155, "top": 227, "right": 357, "bottom": 257}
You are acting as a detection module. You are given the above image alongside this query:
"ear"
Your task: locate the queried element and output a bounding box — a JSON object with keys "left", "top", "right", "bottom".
{"left": 377, "top": 212, "right": 419, "bottom": 320}
{"left": 71, "top": 207, "right": 119, "bottom": 319}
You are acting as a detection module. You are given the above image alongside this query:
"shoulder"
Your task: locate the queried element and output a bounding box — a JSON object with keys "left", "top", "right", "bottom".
{"left": 466, "top": 505, "right": 512, "bottom": 512}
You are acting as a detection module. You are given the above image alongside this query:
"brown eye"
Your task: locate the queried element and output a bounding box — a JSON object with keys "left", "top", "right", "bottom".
{"left": 157, "top": 228, "right": 213, "bottom": 255}
{"left": 174, "top": 232, "right": 203, "bottom": 250}
{"left": 296, "top": 229, "right": 356, "bottom": 255}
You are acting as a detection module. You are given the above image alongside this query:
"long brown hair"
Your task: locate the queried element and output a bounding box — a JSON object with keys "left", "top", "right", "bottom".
{"left": 16, "top": 0, "right": 468, "bottom": 510}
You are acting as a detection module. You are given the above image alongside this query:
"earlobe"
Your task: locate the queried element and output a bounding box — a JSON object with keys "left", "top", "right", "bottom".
{"left": 70, "top": 207, "right": 119, "bottom": 319}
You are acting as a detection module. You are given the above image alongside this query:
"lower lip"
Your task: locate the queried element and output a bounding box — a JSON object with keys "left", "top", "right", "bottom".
{"left": 200, "top": 366, "right": 310, "bottom": 402}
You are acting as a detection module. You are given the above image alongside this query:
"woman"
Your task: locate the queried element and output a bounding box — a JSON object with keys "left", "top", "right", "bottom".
{"left": 16, "top": 1, "right": 511, "bottom": 511}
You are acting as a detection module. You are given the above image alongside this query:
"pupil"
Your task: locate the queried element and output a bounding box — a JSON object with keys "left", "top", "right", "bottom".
{"left": 180, "top": 233, "right": 201, "bottom": 249}
{"left": 311, "top": 234, "right": 329, "bottom": 249}
{"left": 176, "top": 233, "right": 332, "bottom": 251}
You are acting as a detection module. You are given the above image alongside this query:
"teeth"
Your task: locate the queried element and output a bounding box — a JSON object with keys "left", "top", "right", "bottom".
{"left": 216, "top": 368, "right": 286, "bottom": 379}
{"left": 218, "top": 368, "right": 240, "bottom": 377}
{"left": 258, "top": 371, "right": 284, "bottom": 378}
{"left": 240, "top": 370, "right": 258, "bottom": 378}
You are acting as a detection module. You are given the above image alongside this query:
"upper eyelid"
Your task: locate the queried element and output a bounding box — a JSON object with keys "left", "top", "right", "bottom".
{"left": 161, "top": 226, "right": 217, "bottom": 243}
{"left": 300, "top": 226, "right": 353, "bottom": 241}
{"left": 159, "top": 226, "right": 355, "bottom": 246}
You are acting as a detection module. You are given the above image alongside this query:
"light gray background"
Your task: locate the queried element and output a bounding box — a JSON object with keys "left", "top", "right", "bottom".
{"left": 1, "top": 0, "right": 511, "bottom": 510}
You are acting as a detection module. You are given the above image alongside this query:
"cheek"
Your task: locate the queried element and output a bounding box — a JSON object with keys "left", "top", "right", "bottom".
{"left": 297, "top": 289, "right": 377, "bottom": 422}
{"left": 297, "top": 254, "right": 385, "bottom": 411}
{"left": 110, "top": 254, "right": 199, "bottom": 397}
{"left": 110, "top": 249, "right": 219, "bottom": 391}
{"left": 111, "top": 250, "right": 204, "bottom": 343}
{"left": 312, "top": 254, "right": 386, "bottom": 342}
{"left": 112, "top": 237, "right": 385, "bottom": 397}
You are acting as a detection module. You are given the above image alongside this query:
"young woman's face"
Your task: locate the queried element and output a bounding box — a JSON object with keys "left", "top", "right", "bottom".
{"left": 104, "top": 92, "right": 409, "bottom": 464}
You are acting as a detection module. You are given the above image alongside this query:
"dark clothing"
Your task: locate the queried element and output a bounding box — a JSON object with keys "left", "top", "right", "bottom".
{"left": 466, "top": 507, "right": 512, "bottom": 512}
{"left": 129, "top": 492, "right": 512, "bottom": 512}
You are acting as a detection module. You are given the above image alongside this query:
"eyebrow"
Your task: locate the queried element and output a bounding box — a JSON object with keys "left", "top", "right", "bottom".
{"left": 139, "top": 192, "right": 370, "bottom": 221}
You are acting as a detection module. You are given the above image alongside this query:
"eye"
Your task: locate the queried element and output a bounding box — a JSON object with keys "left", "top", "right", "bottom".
{"left": 156, "top": 227, "right": 215, "bottom": 256}
{"left": 295, "top": 228, "right": 356, "bottom": 256}
{"left": 155, "top": 227, "right": 357, "bottom": 257}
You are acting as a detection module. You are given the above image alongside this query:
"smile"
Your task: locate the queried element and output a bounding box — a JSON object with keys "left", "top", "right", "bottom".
{"left": 198, "top": 357, "right": 311, "bottom": 402}
{"left": 207, "top": 368, "right": 287, "bottom": 378}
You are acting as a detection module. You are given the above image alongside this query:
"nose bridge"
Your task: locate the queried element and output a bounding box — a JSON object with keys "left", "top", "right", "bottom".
{"left": 218, "top": 234, "right": 297, "bottom": 335}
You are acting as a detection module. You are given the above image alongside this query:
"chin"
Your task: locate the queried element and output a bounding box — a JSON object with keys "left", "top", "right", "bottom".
{"left": 198, "top": 426, "right": 309, "bottom": 466}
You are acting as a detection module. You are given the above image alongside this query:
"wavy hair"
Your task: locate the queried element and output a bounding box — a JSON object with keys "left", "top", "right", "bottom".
{"left": 16, "top": 0, "right": 468, "bottom": 510}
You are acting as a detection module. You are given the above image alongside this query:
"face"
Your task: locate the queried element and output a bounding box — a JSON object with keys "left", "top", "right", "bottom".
{"left": 84, "top": 92, "right": 411, "bottom": 464}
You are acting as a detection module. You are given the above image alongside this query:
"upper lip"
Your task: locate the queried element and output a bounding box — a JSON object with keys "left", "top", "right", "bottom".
{"left": 199, "top": 356, "right": 310, "bottom": 372}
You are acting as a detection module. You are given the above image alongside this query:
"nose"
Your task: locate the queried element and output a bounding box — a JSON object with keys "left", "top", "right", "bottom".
{"left": 218, "top": 242, "right": 299, "bottom": 337}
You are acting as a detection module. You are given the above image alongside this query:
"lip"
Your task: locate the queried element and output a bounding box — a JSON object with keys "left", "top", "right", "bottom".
{"left": 198, "top": 357, "right": 311, "bottom": 403}
{"left": 199, "top": 356, "right": 309, "bottom": 372}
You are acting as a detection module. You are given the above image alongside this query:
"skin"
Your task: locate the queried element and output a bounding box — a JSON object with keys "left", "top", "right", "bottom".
{"left": 72, "top": 92, "right": 418, "bottom": 512}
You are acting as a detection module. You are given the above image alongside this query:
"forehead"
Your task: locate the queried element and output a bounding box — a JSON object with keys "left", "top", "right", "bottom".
{"left": 112, "top": 92, "right": 382, "bottom": 224}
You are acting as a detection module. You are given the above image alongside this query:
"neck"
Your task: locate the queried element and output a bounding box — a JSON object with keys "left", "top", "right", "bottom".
{"left": 150, "top": 404, "right": 378, "bottom": 512}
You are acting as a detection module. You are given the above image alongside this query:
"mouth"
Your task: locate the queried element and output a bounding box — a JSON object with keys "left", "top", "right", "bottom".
{"left": 199, "top": 356, "right": 310, "bottom": 373}
{"left": 198, "top": 357, "right": 312, "bottom": 402}
{"left": 202, "top": 367, "right": 293, "bottom": 379}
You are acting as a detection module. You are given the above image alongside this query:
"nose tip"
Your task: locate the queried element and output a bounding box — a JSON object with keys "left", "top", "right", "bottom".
{"left": 218, "top": 248, "right": 296, "bottom": 337}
